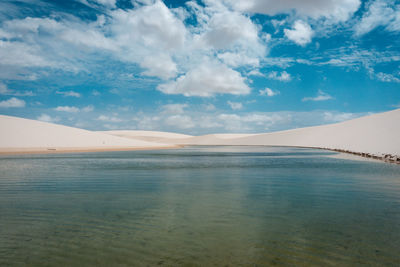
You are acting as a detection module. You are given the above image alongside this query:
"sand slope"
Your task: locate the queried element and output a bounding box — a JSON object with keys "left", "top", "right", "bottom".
{"left": 202, "top": 109, "right": 400, "bottom": 156}
{"left": 168, "top": 134, "right": 257, "bottom": 145}
{"left": 101, "top": 109, "right": 400, "bottom": 156}
{"left": 0, "top": 115, "right": 172, "bottom": 153}
{"left": 2, "top": 109, "right": 399, "bottom": 157}
{"left": 100, "top": 130, "right": 192, "bottom": 143}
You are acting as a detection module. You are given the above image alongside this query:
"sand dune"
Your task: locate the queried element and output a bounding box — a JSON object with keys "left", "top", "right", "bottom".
{"left": 103, "top": 109, "right": 399, "bottom": 159}
{"left": 167, "top": 134, "right": 257, "bottom": 145}
{"left": 0, "top": 115, "right": 173, "bottom": 153}
{"left": 160, "top": 109, "right": 399, "bottom": 158}
{"left": 226, "top": 109, "right": 400, "bottom": 157}
{"left": 100, "top": 130, "right": 192, "bottom": 143}
{"left": 1, "top": 109, "right": 399, "bottom": 159}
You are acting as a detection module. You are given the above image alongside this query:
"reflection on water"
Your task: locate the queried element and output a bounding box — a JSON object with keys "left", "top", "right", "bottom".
{"left": 0, "top": 146, "right": 400, "bottom": 266}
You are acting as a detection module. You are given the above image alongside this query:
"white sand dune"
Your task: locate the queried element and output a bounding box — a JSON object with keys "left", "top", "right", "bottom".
{"left": 163, "top": 109, "right": 399, "bottom": 157}
{"left": 1, "top": 109, "right": 399, "bottom": 159}
{"left": 0, "top": 115, "right": 173, "bottom": 153}
{"left": 100, "top": 130, "right": 192, "bottom": 143}
{"left": 166, "top": 134, "right": 257, "bottom": 145}
{"left": 226, "top": 109, "right": 400, "bottom": 156}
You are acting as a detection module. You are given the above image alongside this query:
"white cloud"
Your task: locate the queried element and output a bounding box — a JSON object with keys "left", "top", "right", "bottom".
{"left": 224, "top": 0, "right": 361, "bottom": 22}
{"left": 93, "top": 0, "right": 117, "bottom": 8}
{"left": 54, "top": 106, "right": 80, "bottom": 112}
{"left": 0, "top": 0, "right": 270, "bottom": 91}
{"left": 259, "top": 88, "right": 280, "bottom": 97}
{"left": 268, "top": 71, "right": 292, "bottom": 81}
{"left": 165, "top": 114, "right": 195, "bottom": 129}
{"left": 92, "top": 90, "right": 101, "bottom": 96}
{"left": 217, "top": 113, "right": 283, "bottom": 131}
{"left": 157, "top": 61, "right": 250, "bottom": 97}
{"left": 162, "top": 103, "right": 188, "bottom": 114}
{"left": 323, "top": 112, "right": 358, "bottom": 122}
{"left": 375, "top": 72, "right": 400, "bottom": 83}
{"left": 37, "top": 114, "right": 59, "bottom": 123}
{"left": 217, "top": 52, "right": 259, "bottom": 67}
{"left": 200, "top": 9, "right": 261, "bottom": 50}
{"left": 56, "top": 91, "right": 81, "bottom": 97}
{"left": 111, "top": 1, "right": 186, "bottom": 51}
{"left": 227, "top": 101, "right": 243, "bottom": 110}
{"left": 0, "top": 1, "right": 186, "bottom": 80}
{"left": 0, "top": 97, "right": 25, "bottom": 108}
{"left": 0, "top": 40, "right": 56, "bottom": 68}
{"left": 302, "top": 90, "right": 333, "bottom": 101}
{"left": 0, "top": 82, "right": 34, "bottom": 96}
{"left": 124, "top": 106, "right": 369, "bottom": 134}
{"left": 247, "top": 69, "right": 264, "bottom": 77}
{"left": 140, "top": 53, "right": 177, "bottom": 80}
{"left": 354, "top": 0, "right": 400, "bottom": 36}
{"left": 109, "top": 1, "right": 187, "bottom": 80}
{"left": 97, "top": 115, "right": 123, "bottom": 122}
{"left": 82, "top": 105, "right": 94, "bottom": 112}
{"left": 204, "top": 103, "right": 216, "bottom": 111}
{"left": 284, "top": 20, "right": 314, "bottom": 46}
{"left": 79, "top": 0, "right": 117, "bottom": 8}
{"left": 54, "top": 105, "right": 93, "bottom": 113}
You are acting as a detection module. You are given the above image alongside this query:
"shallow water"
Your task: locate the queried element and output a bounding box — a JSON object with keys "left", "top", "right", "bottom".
{"left": 0, "top": 146, "right": 399, "bottom": 266}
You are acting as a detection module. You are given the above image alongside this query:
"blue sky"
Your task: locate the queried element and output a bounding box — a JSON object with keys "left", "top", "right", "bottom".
{"left": 0, "top": 0, "right": 399, "bottom": 134}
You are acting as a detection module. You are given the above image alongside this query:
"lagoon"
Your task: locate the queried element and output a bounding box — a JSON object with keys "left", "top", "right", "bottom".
{"left": 1, "top": 146, "right": 399, "bottom": 266}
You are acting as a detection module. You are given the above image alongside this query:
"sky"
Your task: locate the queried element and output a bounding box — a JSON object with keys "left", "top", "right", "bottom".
{"left": 0, "top": 0, "right": 399, "bottom": 134}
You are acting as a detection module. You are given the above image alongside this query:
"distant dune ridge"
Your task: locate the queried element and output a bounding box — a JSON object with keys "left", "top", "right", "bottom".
{"left": 1, "top": 109, "right": 399, "bottom": 161}
{"left": 0, "top": 115, "right": 174, "bottom": 153}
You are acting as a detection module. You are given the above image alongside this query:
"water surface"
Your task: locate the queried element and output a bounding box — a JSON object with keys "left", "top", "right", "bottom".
{"left": 1, "top": 146, "right": 400, "bottom": 266}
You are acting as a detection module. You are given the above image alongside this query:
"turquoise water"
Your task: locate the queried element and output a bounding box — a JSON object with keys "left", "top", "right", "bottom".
{"left": 0, "top": 146, "right": 400, "bottom": 266}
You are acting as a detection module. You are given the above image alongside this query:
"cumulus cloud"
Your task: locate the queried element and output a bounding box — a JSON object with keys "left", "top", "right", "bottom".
{"left": 0, "top": 1, "right": 186, "bottom": 80}
{"left": 323, "top": 112, "right": 358, "bottom": 123}
{"left": 162, "top": 103, "right": 188, "bottom": 114}
{"left": 110, "top": 1, "right": 186, "bottom": 79}
{"left": 259, "top": 88, "right": 280, "bottom": 97}
{"left": 140, "top": 54, "right": 177, "bottom": 80}
{"left": 56, "top": 91, "right": 81, "bottom": 97}
{"left": 200, "top": 9, "right": 261, "bottom": 50}
{"left": 247, "top": 69, "right": 264, "bottom": 77}
{"left": 108, "top": 104, "right": 369, "bottom": 134}
{"left": 227, "top": 101, "right": 243, "bottom": 110}
{"left": 268, "top": 71, "right": 291, "bottom": 81}
{"left": 165, "top": 114, "right": 195, "bottom": 129}
{"left": 0, "top": 40, "right": 57, "bottom": 68}
{"left": 97, "top": 115, "right": 123, "bottom": 122}
{"left": 217, "top": 113, "right": 283, "bottom": 131}
{"left": 224, "top": 0, "right": 361, "bottom": 22}
{"left": 217, "top": 52, "right": 259, "bottom": 67}
{"left": 0, "top": 0, "right": 269, "bottom": 94}
{"left": 157, "top": 62, "right": 250, "bottom": 97}
{"left": 284, "top": 20, "right": 314, "bottom": 46}
{"left": 0, "top": 97, "right": 25, "bottom": 108}
{"left": 302, "top": 90, "right": 333, "bottom": 101}
{"left": 54, "top": 106, "right": 79, "bottom": 112}
{"left": 37, "top": 114, "right": 59, "bottom": 123}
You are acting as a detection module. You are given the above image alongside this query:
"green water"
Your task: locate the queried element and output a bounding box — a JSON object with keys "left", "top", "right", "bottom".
{"left": 0, "top": 146, "right": 399, "bottom": 266}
